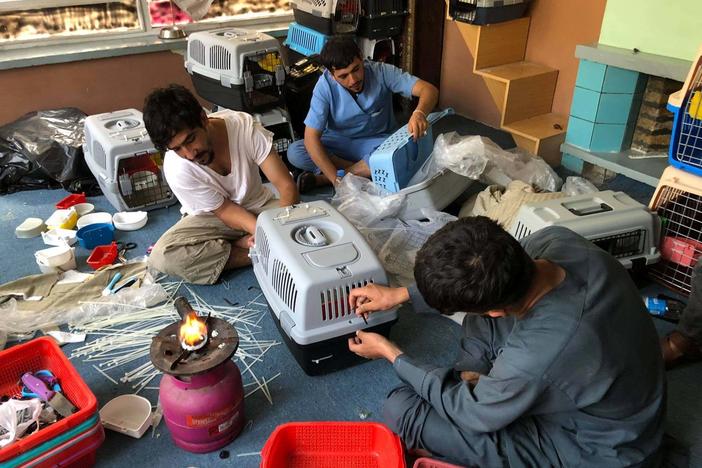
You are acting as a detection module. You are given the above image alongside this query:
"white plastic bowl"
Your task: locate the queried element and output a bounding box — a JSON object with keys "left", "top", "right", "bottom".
{"left": 100, "top": 394, "right": 152, "bottom": 439}
{"left": 73, "top": 203, "right": 95, "bottom": 216}
{"left": 76, "top": 212, "right": 113, "bottom": 230}
{"left": 42, "top": 228, "right": 77, "bottom": 246}
{"left": 113, "top": 211, "right": 148, "bottom": 231}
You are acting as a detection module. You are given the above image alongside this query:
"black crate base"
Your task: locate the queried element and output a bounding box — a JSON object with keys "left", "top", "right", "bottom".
{"left": 268, "top": 306, "right": 397, "bottom": 376}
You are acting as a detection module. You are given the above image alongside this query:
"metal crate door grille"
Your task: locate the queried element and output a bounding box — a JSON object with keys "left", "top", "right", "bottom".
{"left": 272, "top": 259, "right": 298, "bottom": 312}
{"left": 649, "top": 186, "right": 702, "bottom": 294}
{"left": 209, "top": 45, "right": 231, "bottom": 70}
{"left": 256, "top": 227, "right": 271, "bottom": 276}
{"left": 512, "top": 222, "right": 532, "bottom": 240}
{"left": 676, "top": 63, "right": 702, "bottom": 169}
{"left": 189, "top": 39, "right": 206, "bottom": 65}
{"left": 320, "top": 280, "right": 373, "bottom": 321}
{"left": 116, "top": 153, "right": 172, "bottom": 210}
{"left": 591, "top": 230, "right": 644, "bottom": 259}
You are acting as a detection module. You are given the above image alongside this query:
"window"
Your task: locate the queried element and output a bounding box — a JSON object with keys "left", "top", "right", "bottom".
{"left": 0, "top": 0, "right": 291, "bottom": 46}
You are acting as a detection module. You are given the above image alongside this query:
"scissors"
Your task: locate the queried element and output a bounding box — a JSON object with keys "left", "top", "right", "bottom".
{"left": 21, "top": 370, "right": 62, "bottom": 398}
{"left": 116, "top": 241, "right": 137, "bottom": 263}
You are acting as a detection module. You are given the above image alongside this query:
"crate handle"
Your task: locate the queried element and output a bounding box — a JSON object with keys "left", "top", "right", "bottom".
{"left": 404, "top": 108, "right": 454, "bottom": 144}
{"left": 567, "top": 203, "right": 613, "bottom": 217}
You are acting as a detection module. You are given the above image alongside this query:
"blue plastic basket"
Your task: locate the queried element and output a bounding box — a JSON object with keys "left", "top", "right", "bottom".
{"left": 284, "top": 22, "right": 330, "bottom": 57}
{"left": 369, "top": 108, "right": 453, "bottom": 193}
{"left": 668, "top": 56, "right": 702, "bottom": 176}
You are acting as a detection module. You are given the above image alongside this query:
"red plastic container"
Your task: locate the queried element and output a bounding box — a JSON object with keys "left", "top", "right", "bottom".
{"left": 86, "top": 242, "right": 118, "bottom": 269}
{"left": 261, "top": 422, "right": 406, "bottom": 468}
{"left": 661, "top": 236, "right": 702, "bottom": 267}
{"left": 24, "top": 419, "right": 104, "bottom": 468}
{"left": 55, "top": 193, "right": 86, "bottom": 209}
{"left": 413, "top": 457, "right": 465, "bottom": 468}
{"left": 0, "top": 337, "right": 98, "bottom": 463}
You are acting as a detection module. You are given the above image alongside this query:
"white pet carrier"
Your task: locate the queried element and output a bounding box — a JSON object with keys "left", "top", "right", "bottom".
{"left": 83, "top": 109, "right": 176, "bottom": 212}
{"left": 291, "top": 0, "right": 360, "bottom": 35}
{"left": 185, "top": 28, "right": 285, "bottom": 113}
{"left": 251, "top": 200, "right": 398, "bottom": 375}
{"left": 509, "top": 191, "right": 660, "bottom": 269}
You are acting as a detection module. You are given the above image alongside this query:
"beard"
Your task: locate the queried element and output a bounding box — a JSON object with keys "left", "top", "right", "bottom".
{"left": 194, "top": 149, "right": 214, "bottom": 166}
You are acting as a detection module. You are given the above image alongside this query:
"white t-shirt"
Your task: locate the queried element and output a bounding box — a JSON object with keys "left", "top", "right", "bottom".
{"left": 163, "top": 110, "right": 274, "bottom": 216}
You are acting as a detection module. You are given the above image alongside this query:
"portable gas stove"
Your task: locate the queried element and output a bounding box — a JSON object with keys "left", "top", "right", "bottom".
{"left": 150, "top": 297, "right": 245, "bottom": 453}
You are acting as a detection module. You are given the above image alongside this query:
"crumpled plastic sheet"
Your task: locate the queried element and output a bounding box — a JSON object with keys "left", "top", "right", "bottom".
{"left": 0, "top": 282, "right": 169, "bottom": 335}
{"left": 331, "top": 174, "right": 457, "bottom": 285}
{"left": 561, "top": 176, "right": 599, "bottom": 196}
{"left": 410, "top": 132, "right": 562, "bottom": 192}
{"left": 0, "top": 399, "right": 43, "bottom": 448}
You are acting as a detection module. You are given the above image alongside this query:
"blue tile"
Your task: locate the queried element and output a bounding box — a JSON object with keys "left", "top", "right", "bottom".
{"left": 566, "top": 115, "right": 635, "bottom": 152}
{"left": 571, "top": 87, "right": 641, "bottom": 124}
{"left": 575, "top": 60, "right": 645, "bottom": 94}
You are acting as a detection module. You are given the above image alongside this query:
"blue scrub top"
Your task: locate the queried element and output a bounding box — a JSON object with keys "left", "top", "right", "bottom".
{"left": 304, "top": 60, "right": 419, "bottom": 139}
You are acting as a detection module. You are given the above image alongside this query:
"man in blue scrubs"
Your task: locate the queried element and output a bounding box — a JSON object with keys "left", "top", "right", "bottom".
{"left": 348, "top": 218, "right": 664, "bottom": 467}
{"left": 287, "top": 36, "right": 439, "bottom": 193}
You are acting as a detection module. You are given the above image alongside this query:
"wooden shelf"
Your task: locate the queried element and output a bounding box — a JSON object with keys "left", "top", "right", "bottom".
{"left": 561, "top": 142, "right": 668, "bottom": 187}
{"left": 476, "top": 61, "right": 557, "bottom": 82}
{"left": 504, "top": 113, "right": 567, "bottom": 141}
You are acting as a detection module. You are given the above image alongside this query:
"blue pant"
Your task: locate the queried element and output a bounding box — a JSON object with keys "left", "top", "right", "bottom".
{"left": 287, "top": 133, "right": 390, "bottom": 173}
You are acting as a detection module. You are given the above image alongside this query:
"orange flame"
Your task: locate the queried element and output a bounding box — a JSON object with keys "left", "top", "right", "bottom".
{"left": 179, "top": 312, "right": 207, "bottom": 348}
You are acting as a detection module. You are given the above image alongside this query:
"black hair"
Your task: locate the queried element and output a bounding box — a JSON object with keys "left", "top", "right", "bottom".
{"left": 142, "top": 84, "right": 204, "bottom": 152}
{"left": 414, "top": 216, "right": 535, "bottom": 314}
{"left": 319, "top": 35, "right": 362, "bottom": 72}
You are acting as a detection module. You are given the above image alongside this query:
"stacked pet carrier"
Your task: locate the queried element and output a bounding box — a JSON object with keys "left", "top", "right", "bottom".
{"left": 185, "top": 28, "right": 295, "bottom": 162}
{"left": 509, "top": 191, "right": 661, "bottom": 269}
{"left": 368, "top": 108, "right": 473, "bottom": 220}
{"left": 647, "top": 44, "right": 702, "bottom": 294}
{"left": 251, "top": 200, "right": 398, "bottom": 375}
{"left": 356, "top": 0, "right": 408, "bottom": 66}
{"left": 84, "top": 109, "right": 176, "bottom": 212}
{"left": 448, "top": 0, "right": 530, "bottom": 25}
{"left": 286, "top": 0, "right": 360, "bottom": 57}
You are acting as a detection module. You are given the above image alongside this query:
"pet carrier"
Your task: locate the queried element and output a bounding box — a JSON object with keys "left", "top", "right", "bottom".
{"left": 358, "top": 0, "right": 408, "bottom": 39}
{"left": 648, "top": 166, "right": 702, "bottom": 294}
{"left": 284, "top": 22, "right": 331, "bottom": 57}
{"left": 357, "top": 36, "right": 396, "bottom": 63}
{"left": 185, "top": 28, "right": 285, "bottom": 113}
{"left": 251, "top": 200, "right": 398, "bottom": 375}
{"left": 370, "top": 108, "right": 453, "bottom": 193}
{"left": 255, "top": 108, "right": 296, "bottom": 162}
{"left": 448, "top": 0, "right": 530, "bottom": 26}
{"left": 83, "top": 109, "right": 176, "bottom": 212}
{"left": 667, "top": 44, "right": 702, "bottom": 176}
{"left": 509, "top": 191, "right": 661, "bottom": 269}
{"left": 292, "top": 0, "right": 360, "bottom": 35}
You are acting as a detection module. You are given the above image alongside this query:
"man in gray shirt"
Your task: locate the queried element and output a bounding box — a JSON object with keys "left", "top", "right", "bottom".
{"left": 349, "top": 217, "right": 664, "bottom": 467}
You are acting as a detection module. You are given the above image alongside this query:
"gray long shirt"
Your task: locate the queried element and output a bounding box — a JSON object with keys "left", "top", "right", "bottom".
{"left": 396, "top": 226, "right": 665, "bottom": 466}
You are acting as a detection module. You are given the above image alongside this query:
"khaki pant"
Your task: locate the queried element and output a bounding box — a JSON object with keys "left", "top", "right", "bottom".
{"left": 148, "top": 198, "right": 279, "bottom": 284}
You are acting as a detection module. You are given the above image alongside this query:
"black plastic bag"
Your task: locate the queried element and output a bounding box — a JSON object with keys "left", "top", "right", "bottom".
{"left": 0, "top": 108, "right": 98, "bottom": 195}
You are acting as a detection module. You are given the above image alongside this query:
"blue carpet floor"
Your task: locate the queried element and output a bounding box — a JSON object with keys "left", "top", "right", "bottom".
{"left": 1, "top": 115, "right": 701, "bottom": 467}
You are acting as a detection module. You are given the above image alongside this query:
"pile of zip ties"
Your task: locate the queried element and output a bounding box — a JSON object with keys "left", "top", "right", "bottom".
{"left": 69, "top": 280, "right": 282, "bottom": 403}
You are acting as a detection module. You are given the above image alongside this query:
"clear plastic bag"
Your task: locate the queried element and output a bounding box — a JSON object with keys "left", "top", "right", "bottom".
{"left": 430, "top": 132, "right": 562, "bottom": 192}
{"left": 331, "top": 173, "right": 405, "bottom": 227}
{"left": 0, "top": 282, "right": 168, "bottom": 334}
{"left": 0, "top": 399, "right": 43, "bottom": 448}
{"left": 562, "top": 176, "right": 598, "bottom": 196}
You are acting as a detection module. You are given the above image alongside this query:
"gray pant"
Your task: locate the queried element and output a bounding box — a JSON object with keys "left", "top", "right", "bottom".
{"left": 679, "top": 259, "right": 702, "bottom": 343}
{"left": 148, "top": 199, "right": 279, "bottom": 284}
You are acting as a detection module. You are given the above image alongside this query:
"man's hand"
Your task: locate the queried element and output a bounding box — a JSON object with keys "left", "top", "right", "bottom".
{"left": 460, "top": 371, "right": 483, "bottom": 388}
{"left": 348, "top": 284, "right": 409, "bottom": 317}
{"left": 348, "top": 330, "right": 403, "bottom": 363}
{"left": 408, "top": 110, "right": 429, "bottom": 141}
{"left": 234, "top": 234, "right": 255, "bottom": 249}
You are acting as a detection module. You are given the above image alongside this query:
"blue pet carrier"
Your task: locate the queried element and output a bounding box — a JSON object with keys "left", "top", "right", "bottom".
{"left": 284, "top": 22, "right": 330, "bottom": 57}
{"left": 668, "top": 46, "right": 702, "bottom": 175}
{"left": 369, "top": 108, "right": 453, "bottom": 193}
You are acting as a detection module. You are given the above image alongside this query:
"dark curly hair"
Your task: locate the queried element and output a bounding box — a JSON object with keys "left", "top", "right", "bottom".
{"left": 319, "top": 35, "right": 362, "bottom": 72}
{"left": 414, "top": 216, "right": 535, "bottom": 314}
{"left": 142, "top": 84, "right": 205, "bottom": 152}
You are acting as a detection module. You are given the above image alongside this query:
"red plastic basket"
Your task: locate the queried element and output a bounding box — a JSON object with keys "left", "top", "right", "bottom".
{"left": 28, "top": 419, "right": 104, "bottom": 468}
{"left": 86, "top": 242, "right": 118, "bottom": 270}
{"left": 0, "top": 337, "right": 98, "bottom": 462}
{"left": 413, "top": 457, "right": 465, "bottom": 468}
{"left": 55, "top": 193, "right": 86, "bottom": 209}
{"left": 261, "top": 422, "right": 406, "bottom": 468}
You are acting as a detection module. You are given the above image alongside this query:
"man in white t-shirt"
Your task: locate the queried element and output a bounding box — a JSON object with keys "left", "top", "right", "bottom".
{"left": 143, "top": 84, "right": 298, "bottom": 284}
